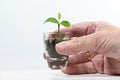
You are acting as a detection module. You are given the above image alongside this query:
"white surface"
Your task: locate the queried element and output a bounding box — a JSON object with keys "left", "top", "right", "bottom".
{"left": 0, "top": 0, "right": 120, "bottom": 79}
{"left": 0, "top": 70, "right": 120, "bottom": 80}
{"left": 0, "top": 0, "right": 120, "bottom": 70}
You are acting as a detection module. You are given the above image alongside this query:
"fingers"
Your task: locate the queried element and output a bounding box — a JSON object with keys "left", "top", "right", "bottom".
{"left": 92, "top": 54, "right": 104, "bottom": 74}
{"left": 61, "top": 62, "right": 97, "bottom": 74}
{"left": 56, "top": 32, "right": 101, "bottom": 55}
{"left": 68, "top": 51, "right": 96, "bottom": 64}
{"left": 60, "top": 22, "right": 98, "bottom": 37}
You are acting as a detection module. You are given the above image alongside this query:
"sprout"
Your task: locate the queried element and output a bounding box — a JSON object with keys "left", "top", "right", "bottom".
{"left": 43, "top": 13, "right": 71, "bottom": 34}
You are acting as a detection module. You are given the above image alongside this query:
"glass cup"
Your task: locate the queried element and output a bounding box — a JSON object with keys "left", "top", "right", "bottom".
{"left": 43, "top": 32, "right": 71, "bottom": 69}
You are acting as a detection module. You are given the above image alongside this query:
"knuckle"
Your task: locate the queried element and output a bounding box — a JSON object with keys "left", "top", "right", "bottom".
{"left": 91, "top": 32, "right": 103, "bottom": 51}
{"left": 71, "top": 37, "right": 81, "bottom": 50}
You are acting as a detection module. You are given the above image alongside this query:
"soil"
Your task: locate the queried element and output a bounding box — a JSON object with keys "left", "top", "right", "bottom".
{"left": 44, "top": 38, "right": 68, "bottom": 69}
{"left": 45, "top": 39, "right": 66, "bottom": 58}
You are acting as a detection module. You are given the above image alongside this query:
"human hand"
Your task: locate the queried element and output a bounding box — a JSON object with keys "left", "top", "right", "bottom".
{"left": 55, "top": 21, "right": 120, "bottom": 75}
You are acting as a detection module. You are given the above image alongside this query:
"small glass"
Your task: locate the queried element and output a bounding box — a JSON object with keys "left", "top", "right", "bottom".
{"left": 43, "top": 32, "right": 71, "bottom": 69}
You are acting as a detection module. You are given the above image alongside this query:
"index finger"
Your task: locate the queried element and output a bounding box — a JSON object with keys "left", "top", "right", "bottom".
{"left": 60, "top": 22, "right": 98, "bottom": 37}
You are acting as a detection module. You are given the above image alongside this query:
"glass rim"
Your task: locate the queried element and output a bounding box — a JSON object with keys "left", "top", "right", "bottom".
{"left": 43, "top": 32, "right": 71, "bottom": 35}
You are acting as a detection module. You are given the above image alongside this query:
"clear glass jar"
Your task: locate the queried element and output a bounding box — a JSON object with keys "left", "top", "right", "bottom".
{"left": 43, "top": 32, "right": 71, "bottom": 69}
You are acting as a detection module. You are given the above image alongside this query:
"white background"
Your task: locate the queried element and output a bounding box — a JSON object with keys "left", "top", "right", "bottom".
{"left": 0, "top": 0, "right": 120, "bottom": 70}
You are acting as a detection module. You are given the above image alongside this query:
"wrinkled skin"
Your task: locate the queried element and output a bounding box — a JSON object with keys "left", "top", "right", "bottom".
{"left": 55, "top": 21, "right": 120, "bottom": 75}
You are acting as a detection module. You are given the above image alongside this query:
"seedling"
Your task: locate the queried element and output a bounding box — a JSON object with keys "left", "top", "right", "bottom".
{"left": 44, "top": 12, "right": 71, "bottom": 35}
{"left": 43, "top": 13, "right": 71, "bottom": 69}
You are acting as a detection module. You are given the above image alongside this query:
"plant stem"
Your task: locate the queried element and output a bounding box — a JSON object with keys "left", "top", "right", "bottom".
{"left": 57, "top": 24, "right": 60, "bottom": 38}
{"left": 58, "top": 24, "right": 60, "bottom": 33}
{"left": 57, "top": 13, "right": 61, "bottom": 40}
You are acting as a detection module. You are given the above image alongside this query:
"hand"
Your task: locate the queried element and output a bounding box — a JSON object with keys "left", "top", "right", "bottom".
{"left": 55, "top": 21, "right": 120, "bottom": 75}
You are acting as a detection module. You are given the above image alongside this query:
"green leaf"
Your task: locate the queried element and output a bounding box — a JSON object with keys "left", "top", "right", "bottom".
{"left": 60, "top": 20, "right": 71, "bottom": 27}
{"left": 58, "top": 12, "right": 61, "bottom": 20}
{"left": 43, "top": 17, "right": 58, "bottom": 24}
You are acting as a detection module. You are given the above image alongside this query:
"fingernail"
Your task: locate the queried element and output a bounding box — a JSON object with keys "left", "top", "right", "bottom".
{"left": 62, "top": 67, "right": 67, "bottom": 71}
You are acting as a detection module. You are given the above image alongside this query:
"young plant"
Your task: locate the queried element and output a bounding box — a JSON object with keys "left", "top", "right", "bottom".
{"left": 43, "top": 13, "right": 71, "bottom": 69}
{"left": 44, "top": 13, "right": 71, "bottom": 34}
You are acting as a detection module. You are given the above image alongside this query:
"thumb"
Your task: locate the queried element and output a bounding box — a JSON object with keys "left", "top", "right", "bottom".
{"left": 56, "top": 33, "right": 101, "bottom": 55}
